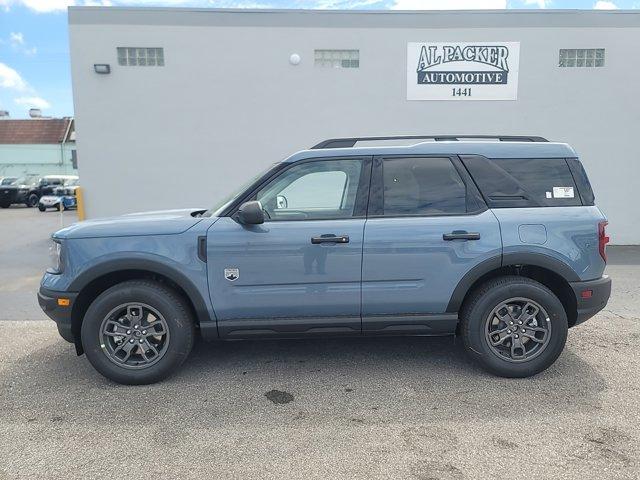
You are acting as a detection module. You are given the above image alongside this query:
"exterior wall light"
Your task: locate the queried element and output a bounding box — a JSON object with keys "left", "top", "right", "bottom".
{"left": 289, "top": 54, "right": 301, "bottom": 66}
{"left": 94, "top": 64, "right": 111, "bottom": 74}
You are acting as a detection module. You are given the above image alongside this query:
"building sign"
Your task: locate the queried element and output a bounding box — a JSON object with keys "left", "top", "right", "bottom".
{"left": 406, "top": 42, "right": 520, "bottom": 101}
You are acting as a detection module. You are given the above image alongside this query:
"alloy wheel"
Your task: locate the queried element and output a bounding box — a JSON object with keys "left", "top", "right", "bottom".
{"left": 99, "top": 303, "right": 170, "bottom": 369}
{"left": 484, "top": 297, "right": 551, "bottom": 363}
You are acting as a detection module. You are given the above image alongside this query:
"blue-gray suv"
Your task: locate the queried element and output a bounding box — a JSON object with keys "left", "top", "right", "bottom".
{"left": 38, "top": 135, "right": 612, "bottom": 384}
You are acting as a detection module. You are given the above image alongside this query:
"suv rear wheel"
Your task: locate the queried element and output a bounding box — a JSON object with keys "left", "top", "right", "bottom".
{"left": 460, "top": 276, "right": 568, "bottom": 378}
{"left": 81, "top": 280, "right": 195, "bottom": 385}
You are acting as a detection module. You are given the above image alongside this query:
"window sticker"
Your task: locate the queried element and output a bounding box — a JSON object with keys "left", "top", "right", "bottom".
{"left": 553, "top": 187, "right": 574, "bottom": 198}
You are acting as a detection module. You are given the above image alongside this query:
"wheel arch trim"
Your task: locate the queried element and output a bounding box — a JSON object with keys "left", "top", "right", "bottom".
{"left": 446, "top": 252, "right": 580, "bottom": 313}
{"left": 68, "top": 256, "right": 213, "bottom": 326}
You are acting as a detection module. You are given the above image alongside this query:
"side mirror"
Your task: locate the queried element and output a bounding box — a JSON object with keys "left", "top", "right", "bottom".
{"left": 237, "top": 201, "right": 265, "bottom": 225}
{"left": 276, "top": 195, "right": 288, "bottom": 209}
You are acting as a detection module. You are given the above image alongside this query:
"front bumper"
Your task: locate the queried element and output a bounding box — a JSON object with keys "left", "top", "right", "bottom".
{"left": 38, "top": 286, "right": 78, "bottom": 343}
{"left": 570, "top": 275, "right": 612, "bottom": 326}
{"left": 0, "top": 190, "right": 18, "bottom": 204}
{"left": 38, "top": 196, "right": 61, "bottom": 207}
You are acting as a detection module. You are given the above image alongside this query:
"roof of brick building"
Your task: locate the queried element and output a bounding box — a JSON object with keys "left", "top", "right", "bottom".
{"left": 0, "top": 118, "right": 74, "bottom": 145}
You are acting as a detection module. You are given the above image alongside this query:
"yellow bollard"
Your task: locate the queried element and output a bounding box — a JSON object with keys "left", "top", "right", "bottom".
{"left": 76, "top": 186, "right": 86, "bottom": 221}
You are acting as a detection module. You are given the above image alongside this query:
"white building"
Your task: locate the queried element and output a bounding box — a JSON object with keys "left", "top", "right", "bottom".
{"left": 69, "top": 7, "right": 640, "bottom": 243}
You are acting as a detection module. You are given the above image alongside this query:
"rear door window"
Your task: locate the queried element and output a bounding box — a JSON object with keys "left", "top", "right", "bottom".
{"left": 461, "top": 156, "right": 582, "bottom": 208}
{"left": 382, "top": 157, "right": 468, "bottom": 216}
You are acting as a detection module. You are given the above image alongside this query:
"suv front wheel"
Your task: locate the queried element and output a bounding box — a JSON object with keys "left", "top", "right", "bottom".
{"left": 81, "top": 280, "right": 195, "bottom": 385}
{"left": 460, "top": 276, "right": 568, "bottom": 378}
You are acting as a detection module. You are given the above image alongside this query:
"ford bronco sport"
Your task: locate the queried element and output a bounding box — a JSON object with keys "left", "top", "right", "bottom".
{"left": 38, "top": 135, "right": 611, "bottom": 384}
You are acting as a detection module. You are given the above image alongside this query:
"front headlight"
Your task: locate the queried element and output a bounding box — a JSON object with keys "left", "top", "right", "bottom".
{"left": 47, "top": 239, "right": 63, "bottom": 274}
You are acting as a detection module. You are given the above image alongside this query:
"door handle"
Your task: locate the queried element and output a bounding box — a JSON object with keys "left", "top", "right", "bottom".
{"left": 443, "top": 231, "right": 481, "bottom": 241}
{"left": 311, "top": 234, "right": 350, "bottom": 244}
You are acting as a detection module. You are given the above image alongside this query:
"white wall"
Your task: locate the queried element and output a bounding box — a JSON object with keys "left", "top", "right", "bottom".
{"left": 69, "top": 9, "right": 640, "bottom": 243}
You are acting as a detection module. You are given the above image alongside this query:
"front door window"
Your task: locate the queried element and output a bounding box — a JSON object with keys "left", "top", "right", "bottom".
{"left": 256, "top": 159, "right": 363, "bottom": 221}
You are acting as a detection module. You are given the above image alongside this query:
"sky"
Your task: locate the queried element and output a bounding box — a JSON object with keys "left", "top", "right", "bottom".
{"left": 0, "top": 0, "right": 636, "bottom": 118}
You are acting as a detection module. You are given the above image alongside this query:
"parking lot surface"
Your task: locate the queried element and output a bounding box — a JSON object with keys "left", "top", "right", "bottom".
{"left": 0, "top": 207, "right": 638, "bottom": 480}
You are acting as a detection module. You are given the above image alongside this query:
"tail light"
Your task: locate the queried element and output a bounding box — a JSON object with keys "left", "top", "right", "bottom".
{"left": 598, "top": 221, "right": 609, "bottom": 262}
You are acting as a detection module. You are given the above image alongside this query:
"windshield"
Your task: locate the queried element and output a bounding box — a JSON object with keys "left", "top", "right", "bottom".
{"left": 14, "top": 176, "right": 38, "bottom": 186}
{"left": 204, "top": 163, "right": 283, "bottom": 217}
{"left": 63, "top": 178, "right": 79, "bottom": 186}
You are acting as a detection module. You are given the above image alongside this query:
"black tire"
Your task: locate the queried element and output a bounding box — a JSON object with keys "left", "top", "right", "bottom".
{"left": 0, "top": 203, "right": 9, "bottom": 208}
{"left": 81, "top": 280, "right": 195, "bottom": 385}
{"left": 26, "top": 193, "right": 39, "bottom": 207}
{"left": 460, "top": 276, "right": 568, "bottom": 378}
{"left": 38, "top": 205, "right": 46, "bottom": 212}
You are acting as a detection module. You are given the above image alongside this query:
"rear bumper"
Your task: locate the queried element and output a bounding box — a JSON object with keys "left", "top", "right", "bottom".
{"left": 38, "top": 286, "right": 78, "bottom": 343}
{"left": 570, "top": 275, "right": 611, "bottom": 326}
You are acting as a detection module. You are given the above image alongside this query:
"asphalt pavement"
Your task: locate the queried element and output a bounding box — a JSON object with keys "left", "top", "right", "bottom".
{"left": 0, "top": 206, "right": 638, "bottom": 480}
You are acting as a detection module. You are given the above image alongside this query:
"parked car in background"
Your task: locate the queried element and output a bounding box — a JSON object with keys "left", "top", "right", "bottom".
{"left": 0, "top": 177, "right": 18, "bottom": 186}
{"left": 0, "top": 174, "right": 78, "bottom": 208}
{"left": 37, "top": 175, "right": 78, "bottom": 197}
{"left": 0, "top": 175, "right": 40, "bottom": 208}
{"left": 55, "top": 178, "right": 80, "bottom": 197}
{"left": 38, "top": 178, "right": 80, "bottom": 212}
{"left": 38, "top": 135, "right": 611, "bottom": 385}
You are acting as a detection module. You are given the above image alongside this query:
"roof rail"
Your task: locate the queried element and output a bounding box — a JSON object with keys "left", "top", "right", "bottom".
{"left": 310, "top": 135, "right": 549, "bottom": 149}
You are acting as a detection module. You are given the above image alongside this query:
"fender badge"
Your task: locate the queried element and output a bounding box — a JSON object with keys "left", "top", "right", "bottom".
{"left": 224, "top": 268, "right": 239, "bottom": 282}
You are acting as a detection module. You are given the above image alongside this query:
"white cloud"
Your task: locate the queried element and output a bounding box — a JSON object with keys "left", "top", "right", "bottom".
{"left": 393, "top": 0, "right": 506, "bottom": 9}
{"left": 0, "top": 63, "right": 28, "bottom": 91}
{"left": 312, "top": 0, "right": 380, "bottom": 8}
{"left": 10, "top": 32, "right": 24, "bottom": 45}
{"left": 2, "top": 0, "right": 75, "bottom": 12}
{"left": 14, "top": 96, "right": 51, "bottom": 109}
{"left": 0, "top": 0, "right": 194, "bottom": 12}
{"left": 1, "top": 0, "right": 576, "bottom": 14}
{"left": 524, "top": 0, "right": 549, "bottom": 7}
{"left": 6, "top": 32, "right": 37, "bottom": 55}
{"left": 594, "top": 1, "right": 618, "bottom": 8}
{"left": 1, "top": 64, "right": 51, "bottom": 111}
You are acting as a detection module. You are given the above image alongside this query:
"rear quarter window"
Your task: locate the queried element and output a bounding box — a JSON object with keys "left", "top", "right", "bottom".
{"left": 566, "top": 157, "right": 595, "bottom": 205}
{"left": 461, "top": 156, "right": 582, "bottom": 208}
